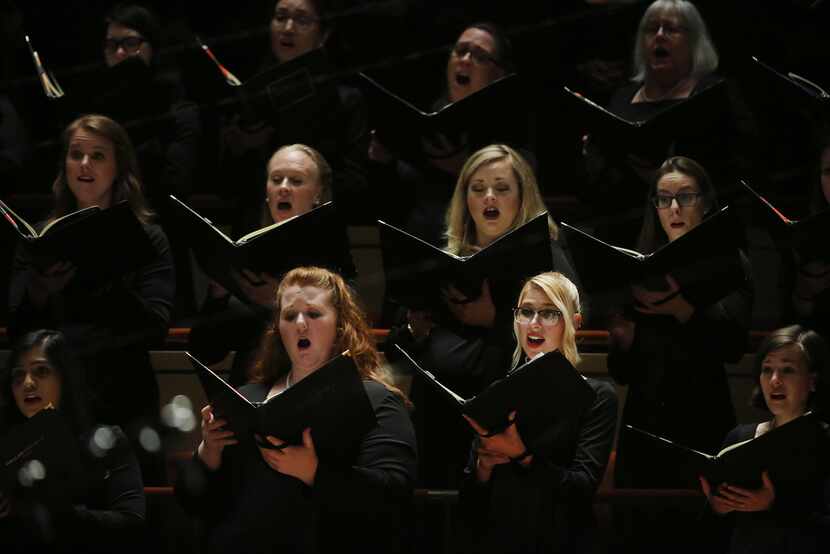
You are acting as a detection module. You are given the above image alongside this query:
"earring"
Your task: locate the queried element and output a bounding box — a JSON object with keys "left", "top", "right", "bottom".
{"left": 265, "top": 195, "right": 269, "bottom": 204}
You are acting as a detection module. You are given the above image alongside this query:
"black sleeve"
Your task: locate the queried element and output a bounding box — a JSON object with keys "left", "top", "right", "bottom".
{"left": 608, "top": 253, "right": 753, "bottom": 385}
{"left": 513, "top": 381, "right": 617, "bottom": 502}
{"left": 159, "top": 100, "right": 202, "bottom": 199}
{"left": 85, "top": 224, "right": 175, "bottom": 347}
{"left": 70, "top": 427, "right": 146, "bottom": 534}
{"left": 680, "top": 253, "right": 753, "bottom": 365}
{"left": 312, "top": 383, "right": 417, "bottom": 513}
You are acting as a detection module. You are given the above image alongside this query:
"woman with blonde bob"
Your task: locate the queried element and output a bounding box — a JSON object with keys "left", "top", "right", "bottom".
{"left": 460, "top": 272, "right": 617, "bottom": 554}
{"left": 396, "top": 144, "right": 578, "bottom": 488}
{"left": 178, "top": 266, "right": 417, "bottom": 554}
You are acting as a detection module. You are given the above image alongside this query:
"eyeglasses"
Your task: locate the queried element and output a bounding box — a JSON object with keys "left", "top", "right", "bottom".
{"left": 643, "top": 22, "right": 688, "bottom": 37}
{"left": 651, "top": 192, "right": 702, "bottom": 209}
{"left": 513, "top": 307, "right": 562, "bottom": 325}
{"left": 103, "top": 36, "right": 146, "bottom": 55}
{"left": 10, "top": 363, "right": 55, "bottom": 386}
{"left": 273, "top": 10, "right": 320, "bottom": 30}
{"left": 452, "top": 42, "right": 500, "bottom": 66}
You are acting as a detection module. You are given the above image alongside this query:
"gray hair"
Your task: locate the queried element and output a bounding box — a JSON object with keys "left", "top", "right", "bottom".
{"left": 631, "top": 0, "right": 719, "bottom": 83}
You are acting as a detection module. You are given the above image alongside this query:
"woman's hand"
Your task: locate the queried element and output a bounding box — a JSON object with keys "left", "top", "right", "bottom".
{"left": 699, "top": 476, "right": 736, "bottom": 515}
{"left": 27, "top": 261, "right": 76, "bottom": 307}
{"left": 257, "top": 428, "right": 319, "bottom": 486}
{"left": 464, "top": 411, "right": 530, "bottom": 461}
{"left": 197, "top": 405, "right": 237, "bottom": 471}
{"left": 473, "top": 446, "right": 511, "bottom": 483}
{"left": 464, "top": 412, "right": 531, "bottom": 482}
{"left": 234, "top": 269, "right": 278, "bottom": 308}
{"left": 714, "top": 472, "right": 776, "bottom": 512}
{"left": 422, "top": 132, "right": 468, "bottom": 176}
{"left": 632, "top": 275, "right": 695, "bottom": 323}
{"left": 609, "top": 313, "right": 636, "bottom": 352}
{"left": 443, "top": 280, "right": 496, "bottom": 328}
{"left": 406, "top": 309, "right": 435, "bottom": 341}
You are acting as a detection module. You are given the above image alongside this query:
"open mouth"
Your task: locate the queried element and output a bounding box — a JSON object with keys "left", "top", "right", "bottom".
{"left": 277, "top": 201, "right": 292, "bottom": 211}
{"left": 769, "top": 392, "right": 786, "bottom": 401}
{"left": 78, "top": 175, "right": 94, "bottom": 182}
{"left": 297, "top": 338, "right": 311, "bottom": 350}
{"left": 670, "top": 222, "right": 685, "bottom": 229}
{"left": 527, "top": 335, "right": 545, "bottom": 347}
{"left": 654, "top": 47, "right": 669, "bottom": 58}
{"left": 24, "top": 395, "right": 42, "bottom": 404}
{"left": 483, "top": 207, "right": 500, "bottom": 220}
{"left": 279, "top": 39, "right": 295, "bottom": 48}
{"left": 455, "top": 73, "right": 471, "bottom": 86}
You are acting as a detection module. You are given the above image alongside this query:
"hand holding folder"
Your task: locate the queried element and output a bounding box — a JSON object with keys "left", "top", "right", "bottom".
{"left": 189, "top": 351, "right": 376, "bottom": 465}
{"left": 561, "top": 206, "right": 745, "bottom": 307}
{"left": 396, "top": 345, "right": 596, "bottom": 450}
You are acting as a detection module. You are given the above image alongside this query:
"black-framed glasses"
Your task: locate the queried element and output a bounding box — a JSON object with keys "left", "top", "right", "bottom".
{"left": 272, "top": 10, "right": 319, "bottom": 30}
{"left": 651, "top": 192, "right": 702, "bottom": 209}
{"left": 10, "top": 363, "right": 55, "bottom": 386}
{"left": 643, "top": 22, "right": 688, "bottom": 37}
{"left": 513, "top": 307, "right": 562, "bottom": 325}
{"left": 452, "top": 42, "right": 500, "bottom": 66}
{"left": 103, "top": 36, "right": 146, "bottom": 55}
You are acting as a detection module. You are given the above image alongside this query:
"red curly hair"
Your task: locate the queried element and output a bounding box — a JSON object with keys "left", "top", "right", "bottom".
{"left": 250, "top": 267, "right": 409, "bottom": 405}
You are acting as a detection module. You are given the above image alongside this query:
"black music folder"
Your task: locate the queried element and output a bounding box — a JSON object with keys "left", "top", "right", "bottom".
{"left": 0, "top": 408, "right": 85, "bottom": 501}
{"left": 745, "top": 56, "right": 829, "bottom": 114}
{"left": 0, "top": 199, "right": 156, "bottom": 282}
{"left": 188, "top": 351, "right": 376, "bottom": 463}
{"left": 241, "top": 47, "right": 338, "bottom": 123}
{"left": 169, "top": 196, "right": 355, "bottom": 300}
{"left": 395, "top": 345, "right": 596, "bottom": 449}
{"left": 561, "top": 80, "right": 728, "bottom": 150}
{"left": 360, "top": 72, "right": 524, "bottom": 159}
{"left": 742, "top": 180, "right": 830, "bottom": 261}
{"left": 379, "top": 212, "right": 553, "bottom": 308}
{"left": 626, "top": 413, "right": 828, "bottom": 490}
{"left": 561, "top": 206, "right": 745, "bottom": 307}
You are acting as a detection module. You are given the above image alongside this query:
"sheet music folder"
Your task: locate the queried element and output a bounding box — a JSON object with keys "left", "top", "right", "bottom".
{"left": 169, "top": 196, "right": 355, "bottom": 301}
{"left": 0, "top": 408, "right": 85, "bottom": 501}
{"left": 561, "top": 81, "right": 728, "bottom": 150}
{"left": 395, "top": 345, "right": 596, "bottom": 449}
{"left": 561, "top": 206, "right": 745, "bottom": 306}
{"left": 188, "top": 351, "right": 376, "bottom": 463}
{"left": 626, "top": 413, "right": 828, "bottom": 489}
{"left": 361, "top": 72, "right": 525, "bottom": 159}
{"left": 379, "top": 212, "right": 553, "bottom": 308}
{"left": 741, "top": 180, "right": 830, "bottom": 261}
{"left": 0, "top": 199, "right": 156, "bottom": 283}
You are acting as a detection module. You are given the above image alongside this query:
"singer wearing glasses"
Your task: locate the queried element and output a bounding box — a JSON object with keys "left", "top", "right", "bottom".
{"left": 607, "top": 156, "right": 753, "bottom": 551}
{"left": 459, "top": 272, "right": 617, "bottom": 554}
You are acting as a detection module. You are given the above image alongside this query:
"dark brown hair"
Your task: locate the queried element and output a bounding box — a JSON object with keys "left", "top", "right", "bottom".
{"left": 636, "top": 156, "right": 717, "bottom": 253}
{"left": 51, "top": 114, "right": 154, "bottom": 225}
{"left": 750, "top": 325, "right": 828, "bottom": 414}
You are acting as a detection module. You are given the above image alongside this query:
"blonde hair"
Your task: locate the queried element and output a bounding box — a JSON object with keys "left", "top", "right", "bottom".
{"left": 512, "top": 272, "right": 581, "bottom": 369}
{"left": 261, "top": 143, "right": 333, "bottom": 226}
{"left": 250, "top": 266, "right": 410, "bottom": 406}
{"left": 444, "top": 144, "right": 558, "bottom": 256}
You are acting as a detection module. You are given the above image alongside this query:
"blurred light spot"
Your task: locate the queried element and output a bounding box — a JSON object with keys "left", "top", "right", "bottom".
{"left": 18, "top": 459, "right": 46, "bottom": 487}
{"left": 139, "top": 427, "right": 161, "bottom": 453}
{"left": 89, "top": 426, "right": 117, "bottom": 458}
{"left": 161, "top": 395, "right": 197, "bottom": 432}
